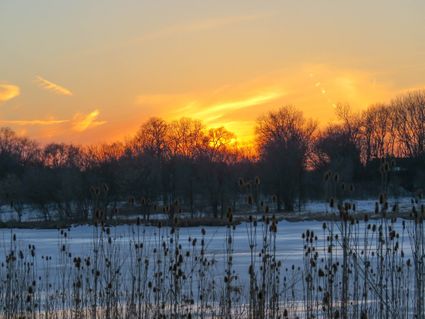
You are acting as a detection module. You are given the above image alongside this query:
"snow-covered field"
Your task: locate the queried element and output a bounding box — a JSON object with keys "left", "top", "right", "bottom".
{"left": 0, "top": 219, "right": 414, "bottom": 283}
{"left": 0, "top": 221, "right": 311, "bottom": 273}
{"left": 303, "top": 197, "right": 414, "bottom": 214}
{"left": 0, "top": 214, "right": 421, "bottom": 318}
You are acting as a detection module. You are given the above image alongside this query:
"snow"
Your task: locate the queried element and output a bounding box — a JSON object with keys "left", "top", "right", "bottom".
{"left": 303, "top": 197, "right": 414, "bottom": 214}
{"left": 0, "top": 216, "right": 420, "bottom": 318}
{"left": 0, "top": 219, "right": 413, "bottom": 282}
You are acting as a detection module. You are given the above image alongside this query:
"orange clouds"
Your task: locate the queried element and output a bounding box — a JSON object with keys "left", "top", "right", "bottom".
{"left": 0, "top": 67, "right": 416, "bottom": 146}
{"left": 72, "top": 109, "right": 106, "bottom": 132}
{"left": 0, "top": 119, "right": 68, "bottom": 126}
{"left": 0, "top": 110, "right": 107, "bottom": 144}
{"left": 191, "top": 92, "right": 285, "bottom": 123}
{"left": 133, "top": 64, "right": 403, "bottom": 144}
{"left": 0, "top": 84, "right": 20, "bottom": 103}
{"left": 134, "top": 91, "right": 282, "bottom": 144}
{"left": 0, "top": 110, "right": 106, "bottom": 131}
{"left": 35, "top": 76, "right": 73, "bottom": 96}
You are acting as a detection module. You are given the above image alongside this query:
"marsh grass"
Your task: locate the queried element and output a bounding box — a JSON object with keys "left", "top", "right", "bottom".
{"left": 0, "top": 169, "right": 424, "bottom": 318}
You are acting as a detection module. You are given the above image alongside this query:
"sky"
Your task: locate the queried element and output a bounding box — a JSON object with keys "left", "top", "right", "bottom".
{"left": 1, "top": 0, "right": 425, "bottom": 146}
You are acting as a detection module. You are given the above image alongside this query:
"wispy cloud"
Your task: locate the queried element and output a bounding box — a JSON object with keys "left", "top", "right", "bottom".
{"left": 0, "top": 119, "right": 68, "bottom": 126}
{"left": 77, "top": 12, "right": 272, "bottom": 57}
{"left": 0, "top": 110, "right": 106, "bottom": 139}
{"left": 135, "top": 87, "right": 285, "bottom": 145}
{"left": 192, "top": 92, "right": 284, "bottom": 123}
{"left": 35, "top": 76, "right": 73, "bottom": 96}
{"left": 0, "top": 84, "right": 20, "bottom": 103}
{"left": 72, "top": 109, "right": 106, "bottom": 132}
{"left": 134, "top": 13, "right": 272, "bottom": 43}
{"left": 133, "top": 64, "right": 406, "bottom": 143}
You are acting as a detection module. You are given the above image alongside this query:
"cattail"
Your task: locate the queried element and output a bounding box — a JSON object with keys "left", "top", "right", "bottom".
{"left": 324, "top": 170, "right": 331, "bottom": 181}
{"left": 334, "top": 173, "right": 340, "bottom": 182}
{"left": 255, "top": 176, "right": 260, "bottom": 185}
{"left": 384, "top": 161, "right": 390, "bottom": 172}
{"left": 379, "top": 193, "right": 386, "bottom": 205}
{"left": 247, "top": 195, "right": 253, "bottom": 205}
{"left": 226, "top": 207, "right": 233, "bottom": 224}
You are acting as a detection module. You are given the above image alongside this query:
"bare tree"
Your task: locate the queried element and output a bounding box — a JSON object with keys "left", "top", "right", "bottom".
{"left": 168, "top": 117, "right": 207, "bottom": 159}
{"left": 361, "top": 104, "right": 396, "bottom": 162}
{"left": 43, "top": 143, "right": 83, "bottom": 168}
{"left": 201, "top": 127, "right": 237, "bottom": 218}
{"left": 314, "top": 123, "right": 362, "bottom": 184}
{"left": 132, "top": 117, "right": 169, "bottom": 159}
{"left": 392, "top": 90, "right": 425, "bottom": 158}
{"left": 256, "top": 106, "right": 316, "bottom": 211}
{"left": 205, "top": 127, "right": 236, "bottom": 162}
{"left": 81, "top": 143, "right": 125, "bottom": 172}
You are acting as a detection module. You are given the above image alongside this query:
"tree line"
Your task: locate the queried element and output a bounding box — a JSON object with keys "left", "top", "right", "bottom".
{"left": 1, "top": 90, "right": 425, "bottom": 222}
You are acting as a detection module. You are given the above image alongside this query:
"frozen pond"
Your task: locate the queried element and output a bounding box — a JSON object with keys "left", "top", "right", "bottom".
{"left": 0, "top": 217, "right": 421, "bottom": 318}
{"left": 0, "top": 219, "right": 415, "bottom": 282}
{"left": 0, "top": 220, "right": 314, "bottom": 274}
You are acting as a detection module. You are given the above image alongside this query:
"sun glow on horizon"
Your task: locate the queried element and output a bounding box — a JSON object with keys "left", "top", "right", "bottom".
{"left": 1, "top": 1, "right": 424, "bottom": 145}
{"left": 0, "top": 65, "right": 419, "bottom": 146}
{"left": 191, "top": 91, "right": 285, "bottom": 121}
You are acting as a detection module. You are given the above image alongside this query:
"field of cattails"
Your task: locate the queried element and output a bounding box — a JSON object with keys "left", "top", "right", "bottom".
{"left": 0, "top": 173, "right": 424, "bottom": 318}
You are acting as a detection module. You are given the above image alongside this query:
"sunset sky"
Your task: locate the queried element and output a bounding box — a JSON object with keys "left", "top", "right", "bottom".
{"left": 1, "top": 1, "right": 425, "bottom": 145}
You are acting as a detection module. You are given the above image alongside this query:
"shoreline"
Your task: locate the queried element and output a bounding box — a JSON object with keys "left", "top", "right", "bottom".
{"left": 0, "top": 210, "right": 418, "bottom": 229}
